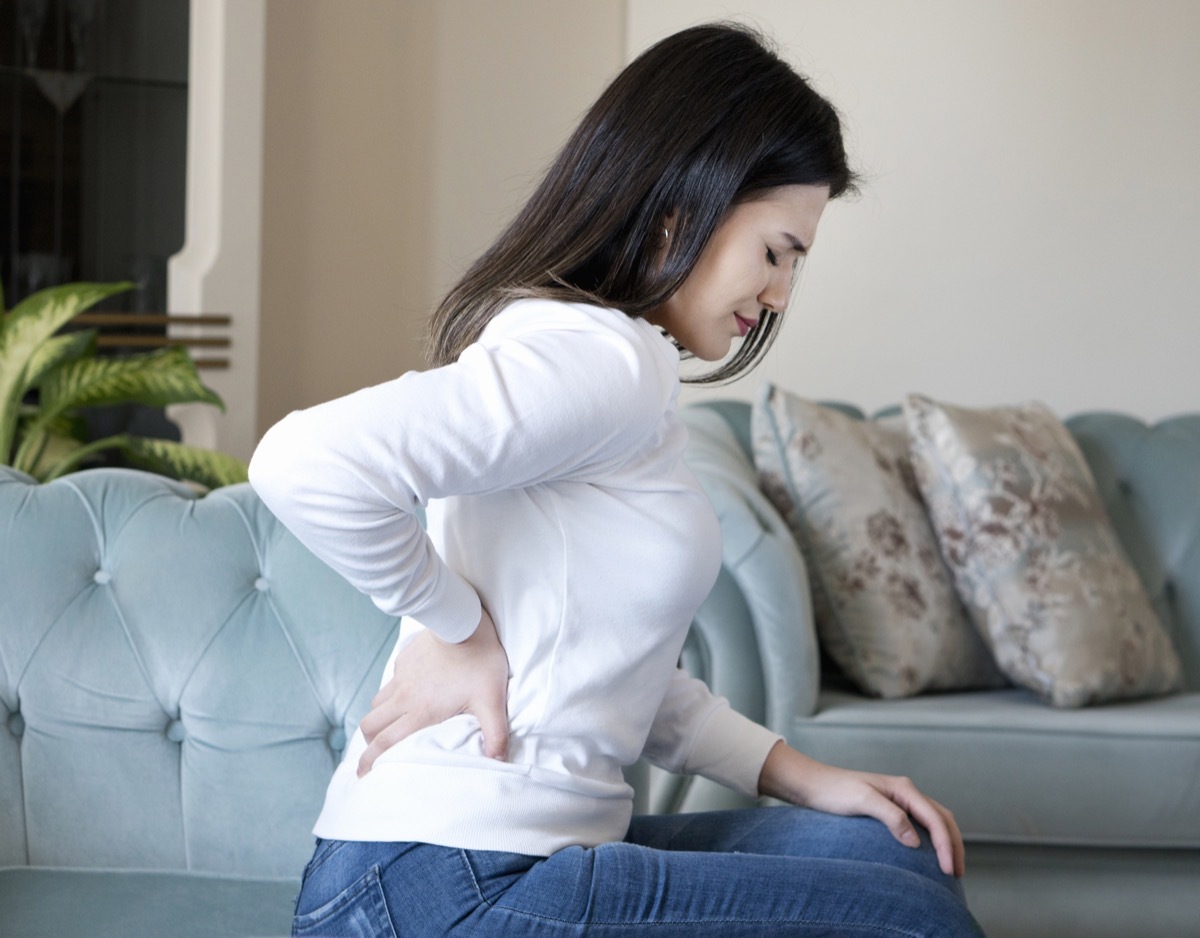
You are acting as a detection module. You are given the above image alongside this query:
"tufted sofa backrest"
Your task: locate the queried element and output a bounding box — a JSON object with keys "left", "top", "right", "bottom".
{"left": 0, "top": 467, "right": 399, "bottom": 877}
{"left": 1065, "top": 412, "right": 1200, "bottom": 690}
{"left": 700, "top": 401, "right": 1200, "bottom": 692}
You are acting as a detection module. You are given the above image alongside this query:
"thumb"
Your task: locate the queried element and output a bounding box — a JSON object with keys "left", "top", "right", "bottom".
{"left": 475, "top": 688, "right": 510, "bottom": 762}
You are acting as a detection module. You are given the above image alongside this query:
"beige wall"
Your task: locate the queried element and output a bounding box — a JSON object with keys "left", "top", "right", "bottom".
{"left": 258, "top": 0, "right": 625, "bottom": 435}
{"left": 629, "top": 0, "right": 1200, "bottom": 420}
{"left": 429, "top": 1, "right": 628, "bottom": 303}
{"left": 259, "top": 0, "right": 437, "bottom": 434}
{"left": 260, "top": 1, "right": 1198, "bottom": 430}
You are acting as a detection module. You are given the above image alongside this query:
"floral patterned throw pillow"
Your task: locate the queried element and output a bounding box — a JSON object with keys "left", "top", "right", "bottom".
{"left": 904, "top": 394, "right": 1182, "bottom": 707}
{"left": 751, "top": 385, "right": 1006, "bottom": 698}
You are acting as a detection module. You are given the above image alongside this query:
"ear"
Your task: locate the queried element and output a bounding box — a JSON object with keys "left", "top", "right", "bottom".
{"left": 651, "top": 210, "right": 678, "bottom": 272}
{"left": 660, "top": 209, "right": 678, "bottom": 241}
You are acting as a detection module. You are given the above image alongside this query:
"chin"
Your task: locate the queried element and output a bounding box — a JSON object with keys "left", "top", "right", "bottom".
{"left": 693, "top": 339, "right": 734, "bottom": 362}
{"left": 676, "top": 329, "right": 735, "bottom": 362}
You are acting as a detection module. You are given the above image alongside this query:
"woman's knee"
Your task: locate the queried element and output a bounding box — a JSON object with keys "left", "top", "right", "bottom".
{"left": 630, "top": 807, "right": 957, "bottom": 886}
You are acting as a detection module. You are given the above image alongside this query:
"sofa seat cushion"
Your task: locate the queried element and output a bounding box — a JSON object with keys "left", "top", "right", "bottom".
{"left": 789, "top": 688, "right": 1200, "bottom": 849}
{"left": 0, "top": 867, "right": 297, "bottom": 937}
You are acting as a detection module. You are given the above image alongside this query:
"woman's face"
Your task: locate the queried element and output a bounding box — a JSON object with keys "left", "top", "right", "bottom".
{"left": 646, "top": 184, "right": 830, "bottom": 362}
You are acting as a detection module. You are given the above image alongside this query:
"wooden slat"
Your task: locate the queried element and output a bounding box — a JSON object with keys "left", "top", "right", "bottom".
{"left": 75, "top": 312, "right": 233, "bottom": 327}
{"left": 75, "top": 311, "right": 233, "bottom": 368}
{"left": 95, "top": 336, "right": 231, "bottom": 349}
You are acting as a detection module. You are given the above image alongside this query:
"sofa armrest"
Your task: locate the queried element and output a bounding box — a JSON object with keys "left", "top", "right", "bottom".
{"left": 638, "top": 406, "right": 818, "bottom": 815}
{"left": 680, "top": 405, "right": 820, "bottom": 733}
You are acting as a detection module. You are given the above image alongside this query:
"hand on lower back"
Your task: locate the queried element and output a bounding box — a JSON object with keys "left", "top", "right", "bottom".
{"left": 357, "top": 608, "right": 510, "bottom": 776}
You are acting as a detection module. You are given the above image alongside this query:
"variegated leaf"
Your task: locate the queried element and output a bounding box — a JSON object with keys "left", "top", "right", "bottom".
{"left": 23, "top": 329, "right": 97, "bottom": 391}
{"left": 39, "top": 346, "right": 224, "bottom": 419}
{"left": 12, "top": 409, "right": 90, "bottom": 475}
{"left": 25, "top": 430, "right": 88, "bottom": 480}
{"left": 122, "top": 436, "right": 249, "bottom": 490}
{"left": 0, "top": 281, "right": 130, "bottom": 458}
{"left": 17, "top": 409, "right": 87, "bottom": 444}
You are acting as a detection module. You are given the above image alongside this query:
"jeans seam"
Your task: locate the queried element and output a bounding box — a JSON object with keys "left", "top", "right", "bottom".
{"left": 301, "top": 838, "right": 351, "bottom": 882}
{"left": 294, "top": 864, "right": 386, "bottom": 932}
{"left": 487, "top": 903, "right": 929, "bottom": 935}
{"left": 458, "top": 848, "right": 494, "bottom": 908}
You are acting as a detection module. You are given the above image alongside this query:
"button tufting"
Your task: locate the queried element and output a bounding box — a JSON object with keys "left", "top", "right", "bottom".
{"left": 1163, "top": 581, "right": 1177, "bottom": 603}
{"left": 7, "top": 712, "right": 24, "bottom": 737}
{"left": 254, "top": 577, "right": 270, "bottom": 592}
{"left": 1117, "top": 480, "right": 1133, "bottom": 496}
{"left": 93, "top": 570, "right": 112, "bottom": 585}
{"left": 165, "top": 720, "right": 186, "bottom": 743}
{"left": 327, "top": 726, "right": 347, "bottom": 752}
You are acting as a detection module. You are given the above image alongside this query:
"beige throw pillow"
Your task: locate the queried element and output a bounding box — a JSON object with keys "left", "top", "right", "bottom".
{"left": 751, "top": 385, "right": 1005, "bottom": 698}
{"left": 904, "top": 394, "right": 1182, "bottom": 707}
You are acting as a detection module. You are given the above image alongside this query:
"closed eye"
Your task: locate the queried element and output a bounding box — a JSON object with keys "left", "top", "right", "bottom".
{"left": 766, "top": 247, "right": 779, "bottom": 266}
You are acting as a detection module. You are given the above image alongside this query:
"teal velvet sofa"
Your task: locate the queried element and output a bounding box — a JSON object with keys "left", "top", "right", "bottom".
{"left": 1, "top": 399, "right": 1197, "bottom": 937}
{"left": 668, "top": 401, "right": 1200, "bottom": 938}
{"left": 0, "top": 466, "right": 400, "bottom": 937}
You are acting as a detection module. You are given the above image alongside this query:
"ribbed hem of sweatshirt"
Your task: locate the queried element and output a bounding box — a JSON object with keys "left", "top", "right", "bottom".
{"left": 313, "top": 758, "right": 634, "bottom": 857}
{"left": 683, "top": 703, "right": 783, "bottom": 798}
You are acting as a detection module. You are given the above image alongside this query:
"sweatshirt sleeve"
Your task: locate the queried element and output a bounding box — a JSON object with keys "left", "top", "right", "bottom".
{"left": 248, "top": 304, "right": 671, "bottom": 643}
{"left": 640, "top": 668, "right": 783, "bottom": 798}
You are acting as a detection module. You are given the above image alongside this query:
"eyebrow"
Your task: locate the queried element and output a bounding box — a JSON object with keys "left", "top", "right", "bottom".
{"left": 783, "top": 233, "right": 809, "bottom": 254}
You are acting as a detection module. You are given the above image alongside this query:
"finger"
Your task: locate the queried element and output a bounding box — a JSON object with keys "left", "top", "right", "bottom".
{"left": 888, "top": 781, "right": 962, "bottom": 877}
{"left": 359, "top": 695, "right": 408, "bottom": 744}
{"left": 919, "top": 806, "right": 957, "bottom": 877}
{"left": 357, "top": 740, "right": 384, "bottom": 778}
{"left": 938, "top": 804, "right": 966, "bottom": 878}
{"left": 922, "top": 802, "right": 964, "bottom": 878}
{"left": 356, "top": 713, "right": 419, "bottom": 777}
{"left": 370, "top": 683, "right": 391, "bottom": 709}
{"left": 859, "top": 787, "right": 922, "bottom": 850}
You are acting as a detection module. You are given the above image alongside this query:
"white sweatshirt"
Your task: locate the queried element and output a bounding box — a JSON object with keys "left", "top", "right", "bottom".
{"left": 249, "top": 299, "right": 782, "bottom": 856}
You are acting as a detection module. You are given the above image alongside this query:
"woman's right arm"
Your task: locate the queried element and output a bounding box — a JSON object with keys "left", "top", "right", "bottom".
{"left": 248, "top": 368, "right": 483, "bottom": 642}
{"left": 248, "top": 307, "right": 669, "bottom": 645}
{"left": 248, "top": 306, "right": 673, "bottom": 766}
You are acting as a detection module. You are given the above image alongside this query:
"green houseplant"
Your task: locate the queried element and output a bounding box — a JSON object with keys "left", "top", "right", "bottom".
{"left": 1, "top": 280, "right": 248, "bottom": 488}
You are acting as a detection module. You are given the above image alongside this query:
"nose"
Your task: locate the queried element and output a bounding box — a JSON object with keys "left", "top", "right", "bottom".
{"left": 758, "top": 266, "right": 792, "bottom": 315}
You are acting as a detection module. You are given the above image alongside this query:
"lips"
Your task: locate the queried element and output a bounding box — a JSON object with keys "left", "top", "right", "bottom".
{"left": 734, "top": 313, "right": 758, "bottom": 337}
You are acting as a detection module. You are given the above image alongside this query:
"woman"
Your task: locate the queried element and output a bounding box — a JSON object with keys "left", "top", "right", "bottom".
{"left": 250, "top": 22, "right": 985, "bottom": 937}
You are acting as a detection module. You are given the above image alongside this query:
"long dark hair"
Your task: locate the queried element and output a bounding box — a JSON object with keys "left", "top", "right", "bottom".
{"left": 427, "top": 22, "right": 857, "bottom": 384}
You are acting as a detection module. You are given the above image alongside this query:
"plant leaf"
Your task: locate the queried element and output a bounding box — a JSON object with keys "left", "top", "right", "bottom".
{"left": 17, "top": 409, "right": 87, "bottom": 444}
{"left": 0, "top": 281, "right": 129, "bottom": 367}
{"left": 24, "top": 429, "right": 88, "bottom": 480}
{"left": 0, "top": 281, "right": 131, "bottom": 461}
{"left": 38, "top": 346, "right": 224, "bottom": 419}
{"left": 24, "top": 329, "right": 97, "bottom": 389}
{"left": 11, "top": 408, "right": 90, "bottom": 475}
{"left": 121, "top": 436, "right": 249, "bottom": 489}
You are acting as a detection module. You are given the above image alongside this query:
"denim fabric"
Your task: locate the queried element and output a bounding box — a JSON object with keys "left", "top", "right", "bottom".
{"left": 292, "top": 807, "right": 984, "bottom": 936}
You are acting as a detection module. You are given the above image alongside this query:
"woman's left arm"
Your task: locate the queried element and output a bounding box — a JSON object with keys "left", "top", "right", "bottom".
{"left": 758, "top": 740, "right": 966, "bottom": 878}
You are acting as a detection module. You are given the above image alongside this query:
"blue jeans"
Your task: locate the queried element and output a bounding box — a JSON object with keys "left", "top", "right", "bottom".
{"left": 292, "top": 807, "right": 985, "bottom": 936}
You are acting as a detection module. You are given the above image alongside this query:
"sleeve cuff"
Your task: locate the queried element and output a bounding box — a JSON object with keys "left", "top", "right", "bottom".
{"left": 684, "top": 703, "right": 784, "bottom": 798}
{"left": 381, "top": 567, "right": 482, "bottom": 643}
